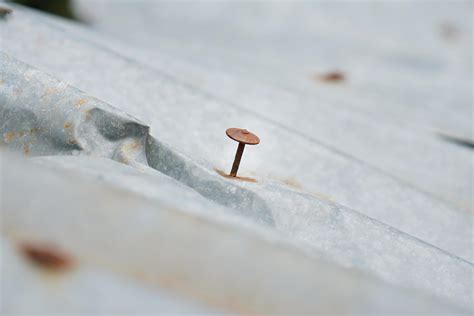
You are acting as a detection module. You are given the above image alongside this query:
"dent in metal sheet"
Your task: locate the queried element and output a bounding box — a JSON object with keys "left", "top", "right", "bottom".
{"left": 0, "top": 52, "right": 274, "bottom": 226}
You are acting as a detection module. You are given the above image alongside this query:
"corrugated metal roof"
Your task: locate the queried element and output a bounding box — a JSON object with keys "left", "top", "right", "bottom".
{"left": 0, "top": 1, "right": 472, "bottom": 314}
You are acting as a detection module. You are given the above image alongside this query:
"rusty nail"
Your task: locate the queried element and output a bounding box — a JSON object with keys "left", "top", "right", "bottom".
{"left": 226, "top": 128, "right": 260, "bottom": 177}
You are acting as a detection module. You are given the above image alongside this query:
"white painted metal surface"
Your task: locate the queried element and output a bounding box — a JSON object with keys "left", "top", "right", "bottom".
{"left": 0, "top": 1, "right": 472, "bottom": 314}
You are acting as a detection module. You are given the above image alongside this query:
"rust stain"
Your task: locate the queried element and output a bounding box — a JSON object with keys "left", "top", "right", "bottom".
{"left": 3, "top": 132, "right": 15, "bottom": 143}
{"left": 81, "top": 108, "right": 92, "bottom": 120}
{"left": 45, "top": 87, "right": 59, "bottom": 95}
{"left": 75, "top": 98, "right": 88, "bottom": 108}
{"left": 3, "top": 128, "right": 40, "bottom": 143}
{"left": 63, "top": 122, "right": 72, "bottom": 129}
{"left": 40, "top": 87, "right": 62, "bottom": 100}
{"left": 20, "top": 242, "right": 73, "bottom": 270}
{"left": 22, "top": 143, "right": 30, "bottom": 155}
{"left": 284, "top": 178, "right": 303, "bottom": 190}
{"left": 215, "top": 168, "right": 257, "bottom": 183}
{"left": 122, "top": 140, "right": 141, "bottom": 153}
{"left": 316, "top": 71, "right": 346, "bottom": 84}
{"left": 311, "top": 191, "right": 335, "bottom": 202}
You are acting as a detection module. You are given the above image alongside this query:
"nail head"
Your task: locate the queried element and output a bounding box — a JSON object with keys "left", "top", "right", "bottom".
{"left": 226, "top": 128, "right": 260, "bottom": 145}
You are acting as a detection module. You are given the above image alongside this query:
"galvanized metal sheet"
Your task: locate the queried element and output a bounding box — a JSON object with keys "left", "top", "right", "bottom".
{"left": 0, "top": 2, "right": 472, "bottom": 314}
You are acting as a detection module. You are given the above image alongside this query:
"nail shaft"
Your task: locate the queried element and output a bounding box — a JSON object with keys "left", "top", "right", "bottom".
{"left": 230, "top": 142, "right": 245, "bottom": 177}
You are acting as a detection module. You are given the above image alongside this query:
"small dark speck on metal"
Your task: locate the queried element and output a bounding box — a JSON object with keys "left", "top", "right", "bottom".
{"left": 318, "top": 71, "right": 346, "bottom": 83}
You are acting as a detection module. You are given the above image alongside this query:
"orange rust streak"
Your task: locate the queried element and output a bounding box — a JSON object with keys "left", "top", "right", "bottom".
{"left": 20, "top": 242, "right": 74, "bottom": 270}
{"left": 3, "top": 132, "right": 15, "bottom": 142}
{"left": 215, "top": 168, "right": 257, "bottom": 183}
{"left": 316, "top": 71, "right": 346, "bottom": 83}
{"left": 284, "top": 178, "right": 303, "bottom": 190}
{"left": 75, "top": 99, "right": 88, "bottom": 108}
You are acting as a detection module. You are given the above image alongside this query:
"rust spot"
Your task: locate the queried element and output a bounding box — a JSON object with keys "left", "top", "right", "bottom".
{"left": 122, "top": 141, "right": 141, "bottom": 154}
{"left": 3, "top": 128, "right": 40, "bottom": 143}
{"left": 22, "top": 143, "right": 30, "bottom": 155}
{"left": 3, "top": 132, "right": 15, "bottom": 143}
{"left": 215, "top": 168, "right": 257, "bottom": 183}
{"left": 81, "top": 108, "right": 92, "bottom": 120}
{"left": 316, "top": 71, "right": 346, "bottom": 83}
{"left": 64, "top": 122, "right": 72, "bottom": 129}
{"left": 20, "top": 242, "right": 73, "bottom": 270}
{"left": 284, "top": 178, "right": 303, "bottom": 190}
{"left": 75, "top": 98, "right": 88, "bottom": 108}
{"left": 41, "top": 87, "right": 61, "bottom": 100}
{"left": 311, "top": 191, "right": 335, "bottom": 202}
